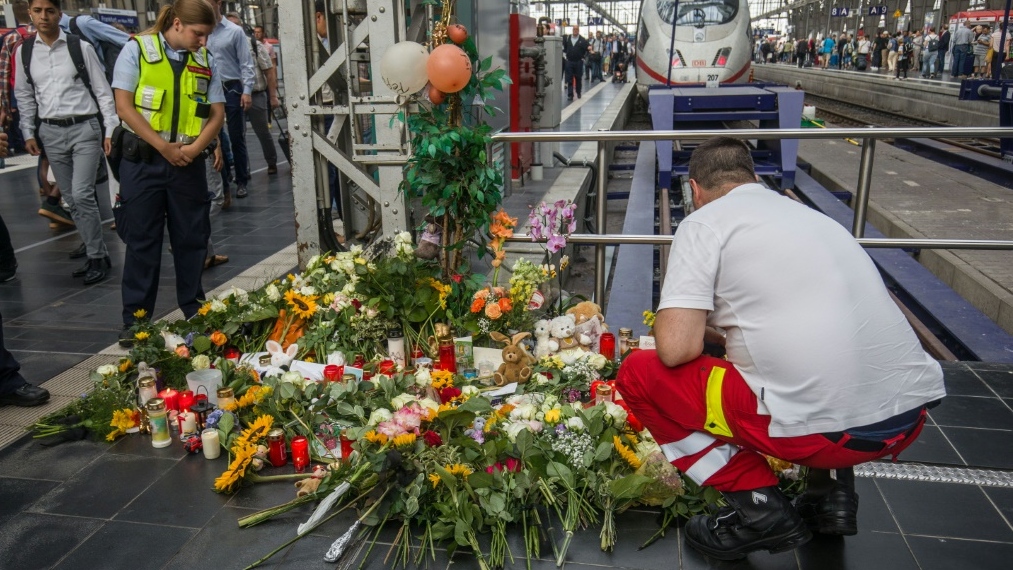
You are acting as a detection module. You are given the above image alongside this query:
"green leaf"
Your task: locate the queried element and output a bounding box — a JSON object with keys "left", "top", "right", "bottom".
{"left": 218, "top": 412, "right": 235, "bottom": 435}
{"left": 468, "top": 471, "right": 495, "bottom": 489}
{"left": 454, "top": 520, "right": 470, "bottom": 546}
{"left": 610, "top": 474, "right": 653, "bottom": 501}
{"left": 594, "top": 441, "right": 612, "bottom": 462}
{"left": 192, "top": 335, "right": 212, "bottom": 353}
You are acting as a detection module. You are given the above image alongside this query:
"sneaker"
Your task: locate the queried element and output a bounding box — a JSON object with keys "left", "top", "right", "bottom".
{"left": 118, "top": 325, "right": 135, "bottom": 348}
{"left": 0, "top": 261, "right": 17, "bottom": 282}
{"left": 236, "top": 185, "right": 248, "bottom": 199}
{"left": 38, "top": 201, "right": 74, "bottom": 226}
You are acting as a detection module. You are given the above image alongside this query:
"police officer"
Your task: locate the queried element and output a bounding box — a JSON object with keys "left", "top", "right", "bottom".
{"left": 111, "top": 0, "right": 225, "bottom": 346}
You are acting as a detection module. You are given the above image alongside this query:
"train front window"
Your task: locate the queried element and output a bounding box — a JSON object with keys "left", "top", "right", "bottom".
{"left": 656, "top": 0, "right": 739, "bottom": 27}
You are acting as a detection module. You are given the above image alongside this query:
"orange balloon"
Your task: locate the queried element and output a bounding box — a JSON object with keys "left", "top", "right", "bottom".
{"left": 427, "top": 44, "right": 473, "bottom": 94}
{"left": 447, "top": 24, "right": 468, "bottom": 45}
{"left": 428, "top": 84, "right": 446, "bottom": 105}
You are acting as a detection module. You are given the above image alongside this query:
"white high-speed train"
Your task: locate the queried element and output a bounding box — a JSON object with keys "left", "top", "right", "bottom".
{"left": 635, "top": 0, "right": 753, "bottom": 92}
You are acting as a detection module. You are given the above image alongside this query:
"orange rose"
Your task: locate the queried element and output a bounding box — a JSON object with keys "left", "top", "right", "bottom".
{"left": 210, "top": 331, "right": 227, "bottom": 346}
{"left": 470, "top": 298, "right": 486, "bottom": 313}
{"left": 485, "top": 302, "right": 503, "bottom": 319}
{"left": 498, "top": 297, "right": 512, "bottom": 312}
{"left": 475, "top": 289, "right": 490, "bottom": 300}
{"left": 175, "top": 345, "right": 190, "bottom": 358}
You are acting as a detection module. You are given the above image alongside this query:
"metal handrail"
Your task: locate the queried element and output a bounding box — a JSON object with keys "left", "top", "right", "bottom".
{"left": 491, "top": 127, "right": 1013, "bottom": 303}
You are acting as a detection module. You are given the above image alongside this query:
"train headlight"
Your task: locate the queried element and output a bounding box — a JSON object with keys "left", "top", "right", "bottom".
{"left": 712, "top": 47, "right": 732, "bottom": 67}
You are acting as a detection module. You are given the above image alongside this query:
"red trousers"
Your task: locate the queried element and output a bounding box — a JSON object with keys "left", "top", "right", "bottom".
{"left": 615, "top": 351, "right": 925, "bottom": 492}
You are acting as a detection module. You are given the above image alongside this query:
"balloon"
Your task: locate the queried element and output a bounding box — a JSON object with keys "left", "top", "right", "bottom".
{"left": 447, "top": 24, "right": 468, "bottom": 45}
{"left": 379, "top": 41, "right": 430, "bottom": 95}
{"left": 428, "top": 85, "right": 446, "bottom": 105}
{"left": 427, "top": 44, "right": 473, "bottom": 94}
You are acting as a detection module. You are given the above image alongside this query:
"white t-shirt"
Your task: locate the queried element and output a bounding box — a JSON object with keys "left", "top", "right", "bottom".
{"left": 659, "top": 183, "right": 945, "bottom": 437}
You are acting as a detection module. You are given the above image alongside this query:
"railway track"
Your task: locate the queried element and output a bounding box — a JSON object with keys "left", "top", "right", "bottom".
{"left": 805, "top": 93, "right": 1004, "bottom": 158}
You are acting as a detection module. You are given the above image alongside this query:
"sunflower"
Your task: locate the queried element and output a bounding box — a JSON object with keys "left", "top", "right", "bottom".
{"left": 134, "top": 331, "right": 150, "bottom": 341}
{"left": 214, "top": 443, "right": 258, "bottom": 493}
{"left": 132, "top": 309, "right": 147, "bottom": 319}
{"left": 284, "top": 290, "right": 319, "bottom": 320}
{"left": 613, "top": 435, "right": 642, "bottom": 470}
{"left": 392, "top": 433, "right": 417, "bottom": 449}
{"left": 198, "top": 302, "right": 213, "bottom": 316}
{"left": 234, "top": 415, "right": 274, "bottom": 449}
{"left": 428, "top": 473, "right": 442, "bottom": 488}
{"left": 363, "top": 430, "right": 389, "bottom": 445}
{"left": 766, "top": 455, "right": 794, "bottom": 473}
{"left": 430, "top": 369, "right": 455, "bottom": 389}
{"left": 446, "top": 463, "right": 473, "bottom": 478}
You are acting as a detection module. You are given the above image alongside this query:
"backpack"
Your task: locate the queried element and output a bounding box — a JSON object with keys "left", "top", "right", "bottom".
{"left": 69, "top": 15, "right": 123, "bottom": 84}
{"left": 928, "top": 37, "right": 939, "bottom": 51}
{"left": 21, "top": 32, "right": 106, "bottom": 129}
{"left": 2, "top": 27, "right": 33, "bottom": 110}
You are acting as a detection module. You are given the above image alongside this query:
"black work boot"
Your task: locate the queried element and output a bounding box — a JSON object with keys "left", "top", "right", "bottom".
{"left": 686, "top": 486, "right": 812, "bottom": 560}
{"left": 795, "top": 468, "right": 859, "bottom": 536}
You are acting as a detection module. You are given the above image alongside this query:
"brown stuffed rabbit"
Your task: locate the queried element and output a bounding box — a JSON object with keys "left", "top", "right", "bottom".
{"left": 490, "top": 331, "right": 534, "bottom": 386}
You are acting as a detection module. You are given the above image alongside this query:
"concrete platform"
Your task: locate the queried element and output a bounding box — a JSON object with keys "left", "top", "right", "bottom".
{"left": 799, "top": 137, "right": 1013, "bottom": 339}
{"left": 752, "top": 63, "right": 999, "bottom": 126}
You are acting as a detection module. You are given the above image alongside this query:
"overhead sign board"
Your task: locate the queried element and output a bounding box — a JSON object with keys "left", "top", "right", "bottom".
{"left": 95, "top": 7, "right": 138, "bottom": 28}
{"left": 868, "top": 5, "right": 888, "bottom": 16}
{"left": 831, "top": 7, "right": 850, "bottom": 17}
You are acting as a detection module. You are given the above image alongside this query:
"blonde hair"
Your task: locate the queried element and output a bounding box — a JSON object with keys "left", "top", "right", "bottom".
{"left": 142, "top": 0, "right": 216, "bottom": 35}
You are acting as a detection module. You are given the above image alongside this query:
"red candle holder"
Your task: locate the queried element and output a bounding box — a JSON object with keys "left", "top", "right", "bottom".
{"left": 378, "top": 359, "right": 396, "bottom": 376}
{"left": 267, "top": 428, "right": 286, "bottom": 467}
{"left": 599, "top": 332, "right": 616, "bottom": 361}
{"left": 339, "top": 430, "right": 354, "bottom": 461}
{"left": 290, "top": 436, "right": 310, "bottom": 473}
{"left": 223, "top": 346, "right": 241, "bottom": 363}
{"left": 323, "top": 364, "right": 343, "bottom": 382}
{"left": 178, "top": 390, "right": 195, "bottom": 412}
{"left": 158, "top": 388, "right": 179, "bottom": 412}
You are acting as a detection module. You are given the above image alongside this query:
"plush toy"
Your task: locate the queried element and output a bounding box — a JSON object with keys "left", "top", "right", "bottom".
{"left": 264, "top": 340, "right": 299, "bottom": 376}
{"left": 566, "top": 301, "right": 607, "bottom": 352}
{"left": 547, "top": 313, "right": 581, "bottom": 358}
{"left": 415, "top": 222, "right": 442, "bottom": 260}
{"left": 490, "top": 331, "right": 534, "bottom": 386}
{"left": 532, "top": 319, "right": 552, "bottom": 359}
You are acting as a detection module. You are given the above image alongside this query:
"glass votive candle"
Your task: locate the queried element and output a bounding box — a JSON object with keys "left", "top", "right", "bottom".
{"left": 267, "top": 428, "right": 287, "bottom": 467}
{"left": 290, "top": 435, "right": 310, "bottom": 473}
{"left": 201, "top": 428, "right": 221, "bottom": 459}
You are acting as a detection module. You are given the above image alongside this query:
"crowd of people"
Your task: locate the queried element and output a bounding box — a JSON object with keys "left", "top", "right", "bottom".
{"left": 0, "top": 0, "right": 286, "bottom": 348}
{"left": 561, "top": 25, "right": 636, "bottom": 101}
{"left": 754, "top": 21, "right": 1012, "bottom": 81}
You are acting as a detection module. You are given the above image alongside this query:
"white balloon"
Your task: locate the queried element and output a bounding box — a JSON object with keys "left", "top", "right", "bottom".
{"left": 379, "top": 42, "right": 430, "bottom": 95}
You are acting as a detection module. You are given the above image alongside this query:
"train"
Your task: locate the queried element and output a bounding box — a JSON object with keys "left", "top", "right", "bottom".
{"left": 635, "top": 0, "right": 753, "bottom": 95}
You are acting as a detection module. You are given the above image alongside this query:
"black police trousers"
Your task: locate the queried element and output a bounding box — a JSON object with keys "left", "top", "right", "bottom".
{"left": 118, "top": 154, "right": 210, "bottom": 326}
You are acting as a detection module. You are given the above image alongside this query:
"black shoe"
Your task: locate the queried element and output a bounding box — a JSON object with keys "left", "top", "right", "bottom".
{"left": 72, "top": 258, "right": 92, "bottom": 277}
{"left": 0, "top": 383, "right": 51, "bottom": 407}
{"left": 686, "top": 486, "right": 812, "bottom": 561}
{"left": 0, "top": 261, "right": 16, "bottom": 282}
{"left": 236, "top": 186, "right": 248, "bottom": 198}
{"left": 69, "top": 242, "right": 87, "bottom": 259}
{"left": 83, "top": 257, "right": 111, "bottom": 285}
{"left": 795, "top": 481, "right": 859, "bottom": 536}
{"left": 577, "top": 92, "right": 582, "bottom": 99}
{"left": 118, "top": 325, "right": 135, "bottom": 348}
{"left": 267, "top": 164, "right": 278, "bottom": 175}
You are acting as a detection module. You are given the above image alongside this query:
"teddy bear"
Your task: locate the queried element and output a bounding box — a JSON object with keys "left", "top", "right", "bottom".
{"left": 532, "top": 319, "right": 552, "bottom": 359}
{"left": 490, "top": 332, "right": 534, "bottom": 386}
{"left": 548, "top": 314, "right": 584, "bottom": 364}
{"left": 414, "top": 222, "right": 442, "bottom": 260}
{"left": 566, "top": 301, "right": 607, "bottom": 352}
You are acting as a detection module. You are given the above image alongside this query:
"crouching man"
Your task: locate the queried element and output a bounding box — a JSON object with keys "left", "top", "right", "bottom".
{"left": 616, "top": 137, "right": 945, "bottom": 560}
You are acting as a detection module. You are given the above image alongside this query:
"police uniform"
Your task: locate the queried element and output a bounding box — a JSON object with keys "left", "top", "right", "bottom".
{"left": 112, "top": 34, "right": 225, "bottom": 327}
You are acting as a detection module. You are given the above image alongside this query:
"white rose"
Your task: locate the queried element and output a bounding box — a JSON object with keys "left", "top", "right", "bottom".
{"left": 414, "top": 367, "right": 432, "bottom": 387}
{"left": 566, "top": 417, "right": 585, "bottom": 432}
{"left": 532, "top": 372, "right": 549, "bottom": 385}
{"left": 349, "top": 245, "right": 364, "bottom": 256}
{"left": 391, "top": 393, "right": 416, "bottom": 409}
{"left": 191, "top": 354, "right": 211, "bottom": 370}
{"left": 281, "top": 370, "right": 307, "bottom": 388}
{"left": 602, "top": 401, "right": 628, "bottom": 426}
{"left": 510, "top": 403, "right": 538, "bottom": 421}
{"left": 368, "top": 408, "right": 393, "bottom": 426}
{"left": 266, "top": 284, "right": 281, "bottom": 302}
{"left": 504, "top": 421, "right": 529, "bottom": 442}
{"left": 588, "top": 353, "right": 608, "bottom": 369}
{"left": 210, "top": 300, "right": 228, "bottom": 313}
{"left": 364, "top": 307, "right": 379, "bottom": 319}
{"left": 300, "top": 286, "right": 317, "bottom": 297}
{"left": 506, "top": 395, "right": 526, "bottom": 406}
{"left": 96, "top": 364, "right": 118, "bottom": 376}
{"left": 460, "top": 385, "right": 480, "bottom": 397}
{"left": 416, "top": 398, "right": 440, "bottom": 413}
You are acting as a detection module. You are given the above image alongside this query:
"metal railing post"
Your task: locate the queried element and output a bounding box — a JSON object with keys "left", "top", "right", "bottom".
{"left": 595, "top": 140, "right": 608, "bottom": 304}
{"left": 852, "top": 137, "right": 876, "bottom": 238}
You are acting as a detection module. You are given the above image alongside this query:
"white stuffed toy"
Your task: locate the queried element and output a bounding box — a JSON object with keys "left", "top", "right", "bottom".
{"left": 548, "top": 314, "right": 583, "bottom": 363}
{"left": 532, "top": 319, "right": 552, "bottom": 359}
{"left": 264, "top": 340, "right": 298, "bottom": 377}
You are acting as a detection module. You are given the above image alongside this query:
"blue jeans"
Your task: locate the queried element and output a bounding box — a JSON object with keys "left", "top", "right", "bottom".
{"left": 224, "top": 81, "right": 250, "bottom": 187}
{"left": 951, "top": 44, "right": 969, "bottom": 76}
{"left": 922, "top": 51, "right": 938, "bottom": 75}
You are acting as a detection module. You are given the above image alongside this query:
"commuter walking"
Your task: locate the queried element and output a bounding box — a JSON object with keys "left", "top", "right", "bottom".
{"left": 208, "top": 0, "right": 254, "bottom": 199}
{"left": 922, "top": 27, "right": 940, "bottom": 78}
{"left": 226, "top": 12, "right": 279, "bottom": 175}
{"left": 563, "top": 26, "right": 588, "bottom": 101}
{"left": 15, "top": 0, "right": 118, "bottom": 285}
{"left": 111, "top": 0, "right": 225, "bottom": 345}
